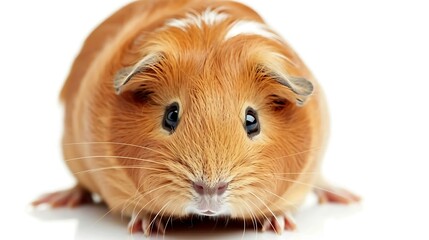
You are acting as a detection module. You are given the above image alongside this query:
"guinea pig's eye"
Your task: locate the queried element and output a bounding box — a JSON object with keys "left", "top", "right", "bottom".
{"left": 245, "top": 107, "right": 260, "bottom": 138}
{"left": 163, "top": 103, "right": 180, "bottom": 133}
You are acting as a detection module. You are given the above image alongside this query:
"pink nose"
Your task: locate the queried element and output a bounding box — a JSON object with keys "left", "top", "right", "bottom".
{"left": 193, "top": 181, "right": 229, "bottom": 195}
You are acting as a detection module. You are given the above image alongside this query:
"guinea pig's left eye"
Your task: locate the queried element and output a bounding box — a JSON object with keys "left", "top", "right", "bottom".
{"left": 163, "top": 103, "right": 179, "bottom": 133}
{"left": 245, "top": 107, "right": 260, "bottom": 138}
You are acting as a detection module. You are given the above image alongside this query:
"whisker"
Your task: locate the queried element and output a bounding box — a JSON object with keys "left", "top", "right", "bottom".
{"left": 122, "top": 178, "right": 144, "bottom": 221}
{"left": 74, "top": 166, "right": 168, "bottom": 175}
{"left": 273, "top": 172, "right": 319, "bottom": 175}
{"left": 242, "top": 201, "right": 258, "bottom": 237}
{"left": 94, "top": 197, "right": 130, "bottom": 224}
{"left": 123, "top": 189, "right": 147, "bottom": 222}
{"left": 129, "top": 213, "right": 139, "bottom": 240}
{"left": 275, "top": 176, "right": 352, "bottom": 200}
{"left": 122, "top": 171, "right": 150, "bottom": 221}
{"left": 271, "top": 147, "right": 322, "bottom": 160}
{"left": 131, "top": 196, "right": 161, "bottom": 234}
{"left": 90, "top": 183, "right": 175, "bottom": 226}
{"left": 246, "top": 197, "right": 272, "bottom": 233}
{"left": 242, "top": 201, "right": 258, "bottom": 234}
{"left": 163, "top": 204, "right": 178, "bottom": 240}
{"left": 249, "top": 192, "right": 276, "bottom": 232}
{"left": 149, "top": 200, "right": 172, "bottom": 235}
{"left": 262, "top": 189, "right": 300, "bottom": 211}
{"left": 97, "top": 183, "right": 169, "bottom": 224}
{"left": 157, "top": 200, "right": 172, "bottom": 239}
{"left": 65, "top": 155, "right": 168, "bottom": 166}
{"left": 128, "top": 183, "right": 175, "bottom": 221}
{"left": 64, "top": 141, "right": 172, "bottom": 158}
{"left": 237, "top": 206, "right": 246, "bottom": 240}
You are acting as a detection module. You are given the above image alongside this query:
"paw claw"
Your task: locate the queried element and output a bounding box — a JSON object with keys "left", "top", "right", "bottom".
{"left": 128, "top": 216, "right": 143, "bottom": 233}
{"left": 261, "top": 212, "right": 296, "bottom": 234}
{"left": 128, "top": 214, "right": 166, "bottom": 236}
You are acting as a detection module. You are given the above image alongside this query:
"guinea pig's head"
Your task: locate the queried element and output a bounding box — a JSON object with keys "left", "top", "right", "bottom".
{"left": 110, "top": 13, "right": 314, "bottom": 219}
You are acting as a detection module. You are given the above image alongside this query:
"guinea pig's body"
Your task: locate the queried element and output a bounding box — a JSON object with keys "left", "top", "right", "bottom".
{"left": 34, "top": 0, "right": 359, "bottom": 235}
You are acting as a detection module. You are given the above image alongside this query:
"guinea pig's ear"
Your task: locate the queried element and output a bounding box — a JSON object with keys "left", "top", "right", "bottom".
{"left": 113, "top": 53, "right": 161, "bottom": 94}
{"left": 256, "top": 51, "right": 314, "bottom": 106}
{"left": 269, "top": 71, "right": 314, "bottom": 106}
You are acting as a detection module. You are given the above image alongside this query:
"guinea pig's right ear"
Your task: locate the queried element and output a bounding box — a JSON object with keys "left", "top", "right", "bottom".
{"left": 113, "top": 53, "right": 161, "bottom": 95}
{"left": 256, "top": 51, "right": 314, "bottom": 106}
{"left": 269, "top": 71, "right": 314, "bottom": 106}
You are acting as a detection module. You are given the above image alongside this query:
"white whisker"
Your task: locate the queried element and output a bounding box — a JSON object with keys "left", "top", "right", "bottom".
{"left": 249, "top": 192, "right": 276, "bottom": 229}
{"left": 128, "top": 183, "right": 175, "bottom": 221}
{"left": 271, "top": 147, "right": 322, "bottom": 160}
{"left": 66, "top": 155, "right": 168, "bottom": 166}
{"left": 273, "top": 172, "right": 319, "bottom": 175}
{"left": 262, "top": 189, "right": 300, "bottom": 211}
{"left": 238, "top": 207, "right": 246, "bottom": 240}
{"left": 64, "top": 141, "right": 172, "bottom": 158}
{"left": 246, "top": 197, "right": 272, "bottom": 233}
{"left": 74, "top": 166, "right": 167, "bottom": 174}
{"left": 276, "top": 176, "right": 351, "bottom": 200}
{"left": 149, "top": 200, "right": 172, "bottom": 235}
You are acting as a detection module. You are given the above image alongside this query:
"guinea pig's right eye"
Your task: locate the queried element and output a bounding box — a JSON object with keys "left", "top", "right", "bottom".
{"left": 163, "top": 103, "right": 179, "bottom": 133}
{"left": 245, "top": 107, "right": 260, "bottom": 138}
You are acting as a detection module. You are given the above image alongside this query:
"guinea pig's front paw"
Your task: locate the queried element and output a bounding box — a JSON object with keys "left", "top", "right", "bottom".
{"left": 261, "top": 212, "right": 296, "bottom": 235}
{"left": 314, "top": 185, "right": 361, "bottom": 204}
{"left": 32, "top": 185, "right": 93, "bottom": 208}
{"left": 128, "top": 214, "right": 166, "bottom": 237}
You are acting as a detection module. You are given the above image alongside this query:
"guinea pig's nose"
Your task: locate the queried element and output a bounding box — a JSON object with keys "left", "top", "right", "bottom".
{"left": 193, "top": 181, "right": 229, "bottom": 195}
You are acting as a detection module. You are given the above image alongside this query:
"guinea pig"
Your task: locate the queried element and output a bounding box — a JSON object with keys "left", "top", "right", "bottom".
{"left": 33, "top": 0, "right": 360, "bottom": 235}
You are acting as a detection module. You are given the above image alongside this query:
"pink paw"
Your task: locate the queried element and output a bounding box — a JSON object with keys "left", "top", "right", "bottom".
{"left": 128, "top": 214, "right": 166, "bottom": 237}
{"left": 32, "top": 186, "right": 93, "bottom": 208}
{"left": 261, "top": 212, "right": 296, "bottom": 234}
{"left": 314, "top": 186, "right": 361, "bottom": 204}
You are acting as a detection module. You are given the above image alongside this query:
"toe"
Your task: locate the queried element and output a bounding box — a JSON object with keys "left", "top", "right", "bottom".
{"left": 261, "top": 213, "right": 296, "bottom": 234}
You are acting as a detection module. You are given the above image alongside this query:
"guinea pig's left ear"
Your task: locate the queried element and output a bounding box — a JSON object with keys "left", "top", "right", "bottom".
{"left": 271, "top": 71, "right": 314, "bottom": 106}
{"left": 113, "top": 53, "right": 161, "bottom": 94}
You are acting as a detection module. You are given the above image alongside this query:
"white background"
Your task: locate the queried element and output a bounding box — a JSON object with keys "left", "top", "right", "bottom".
{"left": 1, "top": 0, "right": 428, "bottom": 239}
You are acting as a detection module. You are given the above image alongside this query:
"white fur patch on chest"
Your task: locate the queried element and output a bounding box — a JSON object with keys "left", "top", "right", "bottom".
{"left": 165, "top": 8, "right": 229, "bottom": 30}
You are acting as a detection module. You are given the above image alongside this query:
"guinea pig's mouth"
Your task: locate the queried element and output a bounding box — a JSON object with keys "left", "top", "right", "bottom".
{"left": 186, "top": 199, "right": 230, "bottom": 217}
{"left": 200, "top": 210, "right": 217, "bottom": 216}
{"left": 193, "top": 208, "right": 228, "bottom": 217}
